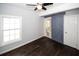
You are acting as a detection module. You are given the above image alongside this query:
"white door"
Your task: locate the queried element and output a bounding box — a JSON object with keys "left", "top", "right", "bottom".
{"left": 77, "top": 15, "right": 79, "bottom": 49}
{"left": 64, "top": 15, "right": 77, "bottom": 48}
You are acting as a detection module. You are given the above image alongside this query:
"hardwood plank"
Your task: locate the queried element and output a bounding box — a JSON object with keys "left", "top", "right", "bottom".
{"left": 0, "top": 37, "right": 79, "bottom": 56}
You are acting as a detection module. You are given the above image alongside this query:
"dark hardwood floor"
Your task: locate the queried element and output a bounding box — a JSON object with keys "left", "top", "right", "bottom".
{"left": 1, "top": 37, "right": 79, "bottom": 56}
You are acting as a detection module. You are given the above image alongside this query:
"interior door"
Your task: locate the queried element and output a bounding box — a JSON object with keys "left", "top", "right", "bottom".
{"left": 77, "top": 15, "right": 79, "bottom": 49}
{"left": 51, "top": 13, "right": 64, "bottom": 43}
{"left": 64, "top": 15, "right": 77, "bottom": 48}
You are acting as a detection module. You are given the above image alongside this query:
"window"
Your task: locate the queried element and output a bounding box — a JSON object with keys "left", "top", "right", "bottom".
{"left": 1, "top": 16, "right": 22, "bottom": 45}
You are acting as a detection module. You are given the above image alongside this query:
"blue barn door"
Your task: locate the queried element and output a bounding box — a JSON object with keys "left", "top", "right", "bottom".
{"left": 51, "top": 13, "right": 65, "bottom": 43}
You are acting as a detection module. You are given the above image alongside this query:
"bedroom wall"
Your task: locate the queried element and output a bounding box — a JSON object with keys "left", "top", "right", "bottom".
{"left": 65, "top": 8, "right": 79, "bottom": 15}
{"left": 0, "top": 3, "right": 43, "bottom": 54}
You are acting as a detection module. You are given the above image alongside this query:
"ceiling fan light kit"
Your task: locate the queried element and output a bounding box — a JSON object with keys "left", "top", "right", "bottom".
{"left": 26, "top": 3, "right": 53, "bottom": 11}
{"left": 37, "top": 5, "right": 42, "bottom": 10}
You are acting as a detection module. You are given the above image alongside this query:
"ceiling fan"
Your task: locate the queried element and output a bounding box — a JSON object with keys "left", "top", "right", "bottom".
{"left": 26, "top": 3, "right": 53, "bottom": 11}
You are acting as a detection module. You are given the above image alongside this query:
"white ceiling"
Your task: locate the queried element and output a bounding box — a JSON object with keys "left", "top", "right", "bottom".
{"left": 12, "top": 3, "right": 34, "bottom": 11}
{"left": 8, "top": 3, "right": 64, "bottom": 15}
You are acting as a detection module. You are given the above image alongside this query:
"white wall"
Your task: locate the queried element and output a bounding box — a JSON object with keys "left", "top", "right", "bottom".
{"left": 0, "top": 3, "right": 43, "bottom": 54}
{"left": 39, "top": 3, "right": 79, "bottom": 16}
{"left": 66, "top": 8, "right": 79, "bottom": 15}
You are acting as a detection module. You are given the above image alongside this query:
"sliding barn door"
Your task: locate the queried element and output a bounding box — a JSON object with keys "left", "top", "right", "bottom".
{"left": 64, "top": 15, "right": 77, "bottom": 48}
{"left": 51, "top": 13, "right": 65, "bottom": 43}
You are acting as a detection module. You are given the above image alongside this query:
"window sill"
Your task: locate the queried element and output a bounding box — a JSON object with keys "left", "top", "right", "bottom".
{"left": 0, "top": 39, "right": 21, "bottom": 47}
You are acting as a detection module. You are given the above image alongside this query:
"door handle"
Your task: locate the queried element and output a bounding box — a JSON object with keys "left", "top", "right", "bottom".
{"left": 65, "top": 32, "right": 67, "bottom": 34}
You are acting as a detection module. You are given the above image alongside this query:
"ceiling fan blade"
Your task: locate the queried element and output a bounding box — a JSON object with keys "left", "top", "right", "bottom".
{"left": 42, "top": 6, "right": 47, "bottom": 10}
{"left": 42, "top": 3, "right": 53, "bottom": 6}
{"left": 34, "top": 7, "right": 37, "bottom": 11}
{"left": 26, "top": 4, "right": 36, "bottom": 6}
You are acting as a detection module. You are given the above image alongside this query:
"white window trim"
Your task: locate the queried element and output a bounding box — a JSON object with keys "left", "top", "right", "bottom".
{"left": 0, "top": 15, "right": 22, "bottom": 47}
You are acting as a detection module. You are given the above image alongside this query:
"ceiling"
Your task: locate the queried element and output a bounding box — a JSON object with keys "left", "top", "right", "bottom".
{"left": 10, "top": 3, "right": 63, "bottom": 11}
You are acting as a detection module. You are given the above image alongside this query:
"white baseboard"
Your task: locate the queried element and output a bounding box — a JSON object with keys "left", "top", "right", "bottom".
{"left": 0, "top": 36, "right": 42, "bottom": 55}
